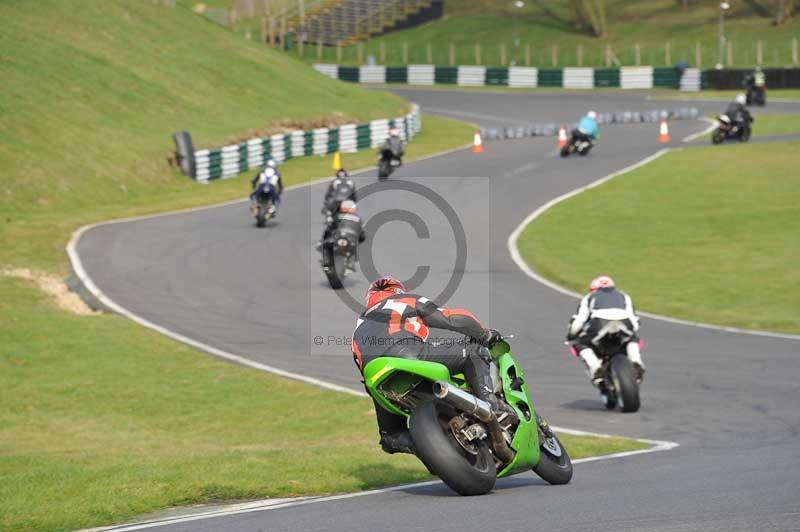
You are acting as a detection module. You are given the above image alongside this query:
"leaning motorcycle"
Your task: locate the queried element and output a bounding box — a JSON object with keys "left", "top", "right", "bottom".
{"left": 560, "top": 133, "right": 593, "bottom": 157}
{"left": 568, "top": 324, "right": 641, "bottom": 413}
{"left": 250, "top": 185, "right": 276, "bottom": 228}
{"left": 712, "top": 114, "right": 752, "bottom": 144}
{"left": 363, "top": 337, "right": 573, "bottom": 495}
{"left": 320, "top": 227, "right": 358, "bottom": 289}
{"left": 378, "top": 144, "right": 402, "bottom": 180}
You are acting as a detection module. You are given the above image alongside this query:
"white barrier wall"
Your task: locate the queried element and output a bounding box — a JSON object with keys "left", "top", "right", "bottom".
{"left": 312, "top": 63, "right": 338, "bottom": 79}
{"left": 508, "top": 67, "right": 538, "bottom": 87}
{"left": 621, "top": 67, "right": 655, "bottom": 89}
{"left": 457, "top": 66, "right": 486, "bottom": 86}
{"left": 408, "top": 64, "right": 435, "bottom": 85}
{"left": 359, "top": 65, "right": 386, "bottom": 83}
{"left": 563, "top": 67, "right": 594, "bottom": 89}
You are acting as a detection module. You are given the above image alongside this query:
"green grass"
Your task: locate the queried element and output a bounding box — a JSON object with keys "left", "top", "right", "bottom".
{"left": 287, "top": 0, "right": 800, "bottom": 67}
{"left": 753, "top": 114, "right": 800, "bottom": 135}
{"left": 518, "top": 141, "right": 800, "bottom": 334}
{"left": 0, "top": 274, "right": 648, "bottom": 531}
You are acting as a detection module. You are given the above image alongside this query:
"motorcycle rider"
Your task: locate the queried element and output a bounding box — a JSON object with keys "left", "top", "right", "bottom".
{"left": 250, "top": 161, "right": 283, "bottom": 215}
{"left": 725, "top": 93, "right": 754, "bottom": 135}
{"left": 320, "top": 200, "right": 365, "bottom": 272}
{"left": 322, "top": 168, "right": 357, "bottom": 219}
{"left": 571, "top": 110, "right": 599, "bottom": 146}
{"left": 744, "top": 66, "right": 766, "bottom": 102}
{"left": 352, "top": 276, "right": 511, "bottom": 454}
{"left": 566, "top": 275, "right": 645, "bottom": 385}
{"left": 379, "top": 126, "right": 404, "bottom": 162}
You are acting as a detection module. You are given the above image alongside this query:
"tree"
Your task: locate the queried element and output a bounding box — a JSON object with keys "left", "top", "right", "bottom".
{"left": 566, "top": 0, "right": 607, "bottom": 37}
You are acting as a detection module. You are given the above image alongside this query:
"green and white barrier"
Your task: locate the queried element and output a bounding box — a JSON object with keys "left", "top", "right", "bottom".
{"left": 189, "top": 105, "right": 421, "bottom": 182}
{"left": 313, "top": 63, "right": 683, "bottom": 90}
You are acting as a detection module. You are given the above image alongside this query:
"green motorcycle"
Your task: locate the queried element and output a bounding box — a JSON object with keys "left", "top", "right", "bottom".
{"left": 363, "top": 338, "right": 573, "bottom": 495}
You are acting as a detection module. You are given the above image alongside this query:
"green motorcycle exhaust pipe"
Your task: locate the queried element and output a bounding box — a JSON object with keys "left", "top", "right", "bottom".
{"left": 433, "top": 381, "right": 515, "bottom": 463}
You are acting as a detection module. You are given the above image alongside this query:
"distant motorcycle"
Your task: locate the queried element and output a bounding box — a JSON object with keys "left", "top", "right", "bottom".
{"left": 378, "top": 137, "right": 403, "bottom": 180}
{"left": 712, "top": 114, "right": 752, "bottom": 144}
{"left": 567, "top": 323, "right": 641, "bottom": 413}
{"left": 746, "top": 85, "right": 766, "bottom": 106}
{"left": 320, "top": 227, "right": 358, "bottom": 289}
{"left": 560, "top": 132, "right": 593, "bottom": 157}
{"left": 250, "top": 183, "right": 277, "bottom": 227}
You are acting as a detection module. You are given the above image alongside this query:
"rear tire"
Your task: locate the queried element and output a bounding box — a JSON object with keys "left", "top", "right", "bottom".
{"left": 410, "top": 402, "right": 496, "bottom": 496}
{"left": 560, "top": 145, "right": 571, "bottom": 158}
{"left": 712, "top": 129, "right": 724, "bottom": 144}
{"left": 256, "top": 208, "right": 267, "bottom": 228}
{"left": 532, "top": 415, "right": 573, "bottom": 485}
{"left": 322, "top": 246, "right": 344, "bottom": 289}
{"left": 378, "top": 159, "right": 390, "bottom": 180}
{"left": 610, "top": 355, "right": 640, "bottom": 413}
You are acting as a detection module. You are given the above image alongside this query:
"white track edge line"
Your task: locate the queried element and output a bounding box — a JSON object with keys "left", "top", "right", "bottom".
{"left": 85, "top": 429, "right": 678, "bottom": 532}
{"left": 506, "top": 147, "right": 800, "bottom": 342}
{"left": 681, "top": 116, "right": 716, "bottom": 142}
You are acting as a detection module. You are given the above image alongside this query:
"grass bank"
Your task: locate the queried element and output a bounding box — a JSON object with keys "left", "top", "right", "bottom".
{"left": 518, "top": 141, "right": 800, "bottom": 334}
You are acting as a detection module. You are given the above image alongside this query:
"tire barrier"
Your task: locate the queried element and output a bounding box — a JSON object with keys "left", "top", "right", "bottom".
{"left": 174, "top": 105, "right": 422, "bottom": 182}
{"left": 314, "top": 63, "right": 687, "bottom": 90}
{"left": 315, "top": 64, "right": 800, "bottom": 91}
{"left": 478, "top": 107, "right": 701, "bottom": 142}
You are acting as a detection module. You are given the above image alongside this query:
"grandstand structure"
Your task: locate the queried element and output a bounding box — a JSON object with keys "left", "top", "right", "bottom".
{"left": 283, "top": 0, "right": 442, "bottom": 46}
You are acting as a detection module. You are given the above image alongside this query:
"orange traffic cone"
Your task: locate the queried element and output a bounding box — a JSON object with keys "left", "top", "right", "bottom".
{"left": 472, "top": 131, "right": 484, "bottom": 153}
{"left": 658, "top": 119, "right": 671, "bottom": 143}
{"left": 557, "top": 125, "right": 568, "bottom": 148}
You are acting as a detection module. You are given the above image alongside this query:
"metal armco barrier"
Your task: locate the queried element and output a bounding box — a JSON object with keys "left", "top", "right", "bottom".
{"left": 181, "top": 105, "right": 422, "bottom": 182}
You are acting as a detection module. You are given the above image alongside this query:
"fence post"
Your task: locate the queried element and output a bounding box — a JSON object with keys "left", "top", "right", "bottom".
{"left": 475, "top": 43, "right": 481, "bottom": 65}
{"left": 426, "top": 43, "right": 432, "bottom": 64}
{"left": 501, "top": 43, "right": 507, "bottom": 66}
{"left": 634, "top": 43, "right": 641, "bottom": 66}
{"left": 756, "top": 40, "right": 763, "bottom": 65}
{"left": 403, "top": 42, "right": 408, "bottom": 64}
{"left": 449, "top": 43, "right": 455, "bottom": 65}
{"left": 380, "top": 41, "right": 385, "bottom": 63}
{"left": 525, "top": 43, "right": 531, "bottom": 66}
{"left": 695, "top": 41, "right": 701, "bottom": 68}
{"left": 727, "top": 41, "right": 733, "bottom": 67}
{"left": 551, "top": 44, "right": 558, "bottom": 67}
{"left": 793, "top": 38, "right": 799, "bottom": 66}
{"left": 665, "top": 42, "right": 671, "bottom": 65}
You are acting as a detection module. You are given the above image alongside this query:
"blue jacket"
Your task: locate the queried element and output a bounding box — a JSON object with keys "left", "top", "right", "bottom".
{"left": 578, "top": 116, "right": 598, "bottom": 139}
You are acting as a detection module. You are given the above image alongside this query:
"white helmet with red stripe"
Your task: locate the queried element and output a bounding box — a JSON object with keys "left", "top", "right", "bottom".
{"left": 589, "top": 275, "right": 615, "bottom": 292}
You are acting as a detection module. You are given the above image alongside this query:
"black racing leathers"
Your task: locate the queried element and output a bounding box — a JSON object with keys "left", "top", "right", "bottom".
{"left": 352, "top": 293, "right": 493, "bottom": 436}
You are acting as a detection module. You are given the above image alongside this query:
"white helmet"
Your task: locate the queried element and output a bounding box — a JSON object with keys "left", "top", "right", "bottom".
{"left": 735, "top": 93, "right": 746, "bottom": 105}
{"left": 266, "top": 158, "right": 277, "bottom": 169}
{"left": 587, "top": 110, "right": 597, "bottom": 120}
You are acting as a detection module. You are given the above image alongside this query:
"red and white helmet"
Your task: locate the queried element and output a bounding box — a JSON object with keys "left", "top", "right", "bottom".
{"left": 589, "top": 275, "right": 615, "bottom": 292}
{"left": 366, "top": 276, "right": 406, "bottom": 308}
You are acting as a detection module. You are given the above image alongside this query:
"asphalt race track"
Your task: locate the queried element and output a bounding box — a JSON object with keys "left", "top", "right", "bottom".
{"left": 75, "top": 91, "right": 800, "bottom": 532}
